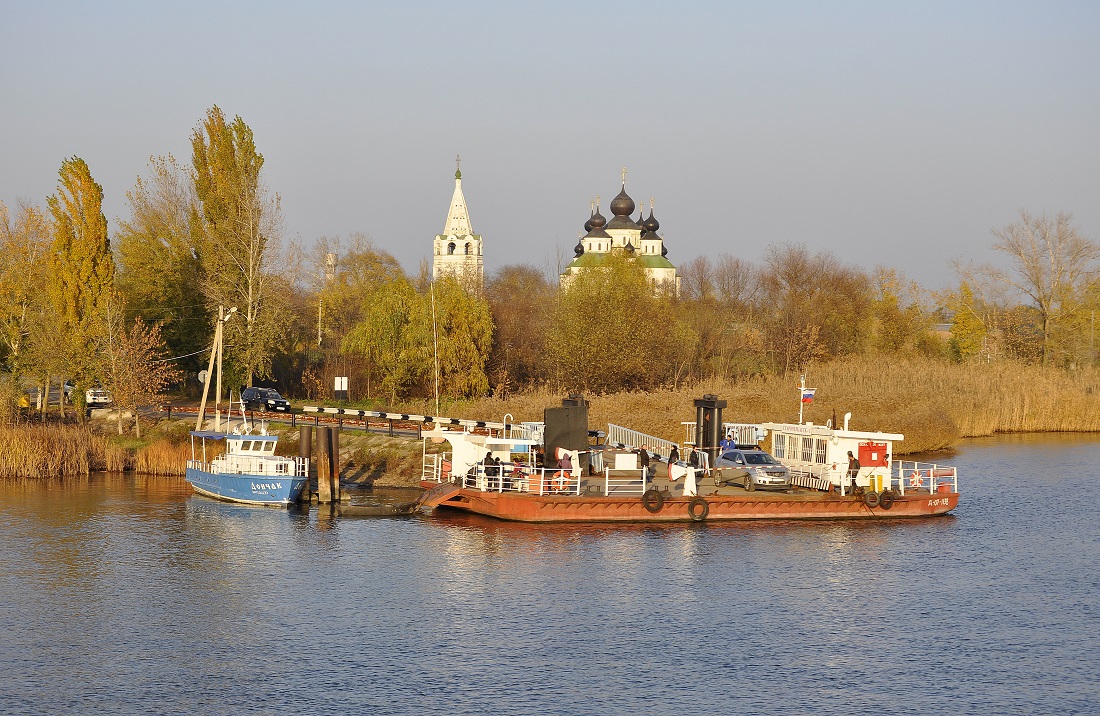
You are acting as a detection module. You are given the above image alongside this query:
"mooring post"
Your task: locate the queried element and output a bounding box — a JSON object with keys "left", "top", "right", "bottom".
{"left": 298, "top": 425, "right": 313, "bottom": 503}
{"left": 330, "top": 425, "right": 346, "bottom": 502}
{"left": 316, "top": 426, "right": 332, "bottom": 503}
{"left": 388, "top": 418, "right": 394, "bottom": 437}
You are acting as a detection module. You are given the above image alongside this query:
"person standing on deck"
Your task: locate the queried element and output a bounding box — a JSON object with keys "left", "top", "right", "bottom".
{"left": 847, "top": 451, "right": 861, "bottom": 493}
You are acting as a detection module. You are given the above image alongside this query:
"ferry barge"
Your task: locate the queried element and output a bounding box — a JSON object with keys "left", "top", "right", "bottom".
{"left": 417, "top": 398, "right": 959, "bottom": 523}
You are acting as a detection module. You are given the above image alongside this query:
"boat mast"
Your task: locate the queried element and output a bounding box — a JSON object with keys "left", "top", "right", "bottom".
{"left": 194, "top": 306, "right": 236, "bottom": 432}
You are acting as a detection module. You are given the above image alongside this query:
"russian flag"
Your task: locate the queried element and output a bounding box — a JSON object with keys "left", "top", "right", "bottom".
{"left": 801, "top": 388, "right": 816, "bottom": 404}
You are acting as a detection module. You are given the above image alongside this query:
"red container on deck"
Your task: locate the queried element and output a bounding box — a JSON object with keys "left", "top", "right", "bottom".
{"left": 937, "top": 483, "right": 951, "bottom": 494}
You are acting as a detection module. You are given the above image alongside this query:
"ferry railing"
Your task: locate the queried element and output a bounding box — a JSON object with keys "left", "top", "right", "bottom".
{"left": 422, "top": 452, "right": 450, "bottom": 483}
{"left": 603, "top": 467, "right": 648, "bottom": 496}
{"left": 463, "top": 465, "right": 581, "bottom": 496}
{"left": 893, "top": 461, "right": 959, "bottom": 496}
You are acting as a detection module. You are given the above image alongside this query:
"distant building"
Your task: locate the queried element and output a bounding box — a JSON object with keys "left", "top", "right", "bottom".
{"left": 560, "top": 170, "right": 678, "bottom": 293}
{"left": 432, "top": 157, "right": 483, "bottom": 286}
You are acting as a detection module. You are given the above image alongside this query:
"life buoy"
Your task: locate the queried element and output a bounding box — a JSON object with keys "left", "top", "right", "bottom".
{"left": 909, "top": 471, "right": 922, "bottom": 489}
{"left": 863, "top": 490, "right": 881, "bottom": 509}
{"left": 642, "top": 488, "right": 665, "bottom": 513}
{"left": 878, "top": 490, "right": 895, "bottom": 510}
{"left": 687, "top": 496, "right": 709, "bottom": 521}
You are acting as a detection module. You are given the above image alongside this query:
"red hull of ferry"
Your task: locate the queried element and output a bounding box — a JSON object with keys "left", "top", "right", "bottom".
{"left": 419, "top": 483, "right": 958, "bottom": 523}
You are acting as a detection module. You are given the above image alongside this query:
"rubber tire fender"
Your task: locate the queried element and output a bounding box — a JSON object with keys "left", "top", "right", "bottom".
{"left": 863, "top": 490, "right": 881, "bottom": 509}
{"left": 878, "top": 490, "right": 895, "bottom": 510}
{"left": 642, "top": 488, "right": 665, "bottom": 513}
{"left": 687, "top": 496, "right": 710, "bottom": 521}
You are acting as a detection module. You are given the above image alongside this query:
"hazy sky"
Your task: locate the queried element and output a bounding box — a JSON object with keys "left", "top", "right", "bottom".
{"left": 3, "top": 1, "right": 1098, "bottom": 289}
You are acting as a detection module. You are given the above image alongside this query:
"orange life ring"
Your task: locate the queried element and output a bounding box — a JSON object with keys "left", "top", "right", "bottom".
{"left": 909, "top": 471, "right": 922, "bottom": 489}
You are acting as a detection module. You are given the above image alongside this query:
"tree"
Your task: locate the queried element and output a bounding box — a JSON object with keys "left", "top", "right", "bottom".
{"left": 99, "top": 298, "right": 181, "bottom": 436}
{"left": 947, "top": 282, "right": 988, "bottom": 361}
{"left": 342, "top": 275, "right": 493, "bottom": 403}
{"left": 758, "top": 244, "right": 872, "bottom": 373}
{"left": 0, "top": 200, "right": 51, "bottom": 374}
{"left": 549, "top": 252, "right": 695, "bottom": 392}
{"left": 871, "top": 268, "right": 933, "bottom": 352}
{"left": 46, "top": 157, "right": 114, "bottom": 416}
{"left": 191, "top": 105, "right": 285, "bottom": 386}
{"left": 116, "top": 156, "right": 210, "bottom": 376}
{"left": 989, "top": 210, "right": 1100, "bottom": 366}
{"left": 485, "top": 265, "right": 551, "bottom": 395}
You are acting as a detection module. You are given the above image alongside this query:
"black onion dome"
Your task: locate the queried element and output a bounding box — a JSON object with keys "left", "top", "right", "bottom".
{"left": 610, "top": 186, "right": 635, "bottom": 217}
{"left": 584, "top": 213, "right": 594, "bottom": 233}
{"left": 574, "top": 241, "right": 584, "bottom": 257}
{"left": 643, "top": 209, "right": 659, "bottom": 233}
{"left": 624, "top": 241, "right": 636, "bottom": 254}
{"left": 661, "top": 243, "right": 668, "bottom": 257}
{"left": 590, "top": 208, "right": 606, "bottom": 229}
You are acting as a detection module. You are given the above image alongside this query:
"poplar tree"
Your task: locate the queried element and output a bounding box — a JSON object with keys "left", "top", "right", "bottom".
{"left": 0, "top": 201, "right": 51, "bottom": 375}
{"left": 46, "top": 157, "right": 114, "bottom": 409}
{"left": 191, "top": 105, "right": 283, "bottom": 387}
{"left": 116, "top": 156, "right": 210, "bottom": 374}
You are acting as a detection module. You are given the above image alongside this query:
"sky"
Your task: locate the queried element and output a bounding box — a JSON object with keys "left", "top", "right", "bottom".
{"left": 3, "top": 0, "right": 1099, "bottom": 290}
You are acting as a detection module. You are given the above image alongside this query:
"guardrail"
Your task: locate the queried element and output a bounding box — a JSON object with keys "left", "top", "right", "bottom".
{"left": 893, "top": 461, "right": 958, "bottom": 496}
{"left": 460, "top": 465, "right": 582, "bottom": 496}
{"left": 603, "top": 467, "right": 648, "bottom": 496}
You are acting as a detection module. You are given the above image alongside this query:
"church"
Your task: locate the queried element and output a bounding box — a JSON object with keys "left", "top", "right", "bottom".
{"left": 431, "top": 157, "right": 483, "bottom": 285}
{"left": 560, "top": 170, "right": 679, "bottom": 293}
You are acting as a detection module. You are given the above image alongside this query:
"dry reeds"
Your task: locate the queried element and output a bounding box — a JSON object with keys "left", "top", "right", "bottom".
{"left": 405, "top": 356, "right": 1100, "bottom": 454}
{"left": 0, "top": 425, "right": 125, "bottom": 478}
{"left": 132, "top": 440, "right": 192, "bottom": 476}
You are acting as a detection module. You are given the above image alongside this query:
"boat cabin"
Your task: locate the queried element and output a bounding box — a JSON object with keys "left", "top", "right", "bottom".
{"left": 189, "top": 431, "right": 301, "bottom": 477}
{"left": 760, "top": 418, "right": 902, "bottom": 493}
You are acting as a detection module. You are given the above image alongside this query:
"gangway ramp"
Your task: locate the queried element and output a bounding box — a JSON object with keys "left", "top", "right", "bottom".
{"left": 606, "top": 424, "right": 677, "bottom": 459}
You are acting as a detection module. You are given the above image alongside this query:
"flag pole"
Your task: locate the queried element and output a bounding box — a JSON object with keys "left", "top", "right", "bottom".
{"left": 799, "top": 374, "right": 805, "bottom": 424}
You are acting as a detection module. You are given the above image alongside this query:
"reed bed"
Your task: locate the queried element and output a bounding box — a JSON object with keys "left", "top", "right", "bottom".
{"left": 0, "top": 425, "right": 121, "bottom": 478}
{"left": 420, "top": 357, "right": 1100, "bottom": 454}
{"left": 132, "top": 440, "right": 192, "bottom": 477}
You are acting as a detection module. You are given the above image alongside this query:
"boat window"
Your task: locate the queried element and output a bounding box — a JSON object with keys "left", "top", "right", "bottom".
{"left": 800, "top": 436, "right": 813, "bottom": 463}
{"left": 772, "top": 434, "right": 786, "bottom": 459}
{"left": 276, "top": 462, "right": 288, "bottom": 474}
{"left": 815, "top": 438, "right": 827, "bottom": 464}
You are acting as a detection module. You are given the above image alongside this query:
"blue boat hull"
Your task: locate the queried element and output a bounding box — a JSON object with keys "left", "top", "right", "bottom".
{"left": 185, "top": 466, "right": 308, "bottom": 507}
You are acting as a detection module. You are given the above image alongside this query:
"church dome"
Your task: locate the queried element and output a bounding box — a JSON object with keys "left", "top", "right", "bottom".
{"left": 661, "top": 243, "right": 668, "bottom": 257}
{"left": 590, "top": 207, "right": 606, "bottom": 229}
{"left": 624, "top": 241, "right": 636, "bottom": 255}
{"left": 584, "top": 212, "right": 593, "bottom": 233}
{"left": 610, "top": 186, "right": 635, "bottom": 217}
{"left": 574, "top": 241, "right": 585, "bottom": 257}
{"left": 643, "top": 209, "right": 659, "bottom": 233}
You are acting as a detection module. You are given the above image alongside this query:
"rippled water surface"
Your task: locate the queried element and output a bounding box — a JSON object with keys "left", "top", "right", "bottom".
{"left": 1, "top": 434, "right": 1097, "bottom": 715}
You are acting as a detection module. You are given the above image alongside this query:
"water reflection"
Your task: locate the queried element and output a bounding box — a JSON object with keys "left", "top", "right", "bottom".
{"left": 0, "top": 435, "right": 1098, "bottom": 715}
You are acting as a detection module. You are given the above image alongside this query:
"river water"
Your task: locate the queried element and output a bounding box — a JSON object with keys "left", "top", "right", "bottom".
{"left": 0, "top": 434, "right": 1097, "bottom": 715}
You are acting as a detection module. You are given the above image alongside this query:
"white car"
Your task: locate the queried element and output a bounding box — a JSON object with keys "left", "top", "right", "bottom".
{"left": 714, "top": 448, "right": 791, "bottom": 491}
{"left": 85, "top": 387, "right": 112, "bottom": 406}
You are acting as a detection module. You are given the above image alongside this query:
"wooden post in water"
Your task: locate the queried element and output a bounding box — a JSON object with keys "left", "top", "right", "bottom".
{"left": 298, "top": 425, "right": 313, "bottom": 503}
{"left": 316, "top": 426, "right": 332, "bottom": 503}
{"left": 330, "top": 424, "right": 346, "bottom": 502}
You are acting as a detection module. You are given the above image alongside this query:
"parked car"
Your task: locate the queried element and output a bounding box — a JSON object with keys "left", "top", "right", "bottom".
{"left": 241, "top": 387, "right": 290, "bottom": 412}
{"left": 85, "top": 387, "right": 113, "bottom": 406}
{"left": 714, "top": 447, "right": 790, "bottom": 491}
